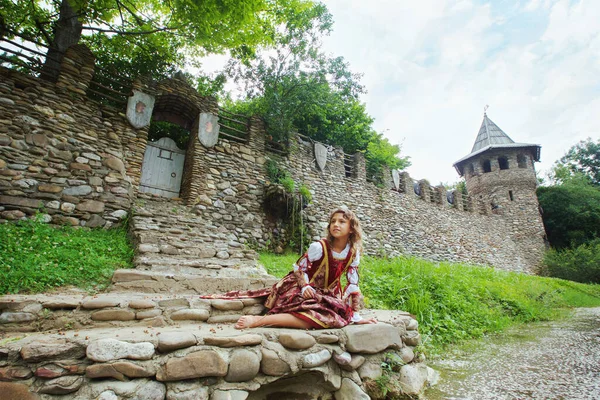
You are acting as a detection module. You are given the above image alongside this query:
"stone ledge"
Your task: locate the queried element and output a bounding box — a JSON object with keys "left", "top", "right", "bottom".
{"left": 0, "top": 309, "right": 433, "bottom": 399}
{"left": 1, "top": 293, "right": 416, "bottom": 334}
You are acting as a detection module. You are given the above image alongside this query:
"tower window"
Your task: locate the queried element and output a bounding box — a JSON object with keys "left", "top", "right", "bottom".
{"left": 509, "top": 190, "right": 514, "bottom": 201}
{"left": 467, "top": 164, "right": 474, "bottom": 176}
{"left": 517, "top": 154, "right": 527, "bottom": 168}
{"left": 482, "top": 160, "right": 492, "bottom": 173}
{"left": 498, "top": 156, "right": 509, "bottom": 170}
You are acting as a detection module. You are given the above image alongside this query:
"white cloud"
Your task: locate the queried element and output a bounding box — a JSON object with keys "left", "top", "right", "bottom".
{"left": 320, "top": 0, "right": 600, "bottom": 184}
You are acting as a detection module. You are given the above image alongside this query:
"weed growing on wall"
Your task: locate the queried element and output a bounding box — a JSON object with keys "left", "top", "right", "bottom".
{"left": 258, "top": 252, "right": 600, "bottom": 355}
{"left": 263, "top": 158, "right": 312, "bottom": 253}
{"left": 0, "top": 217, "right": 134, "bottom": 294}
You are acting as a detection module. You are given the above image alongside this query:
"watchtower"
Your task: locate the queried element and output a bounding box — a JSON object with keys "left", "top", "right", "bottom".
{"left": 453, "top": 112, "right": 547, "bottom": 269}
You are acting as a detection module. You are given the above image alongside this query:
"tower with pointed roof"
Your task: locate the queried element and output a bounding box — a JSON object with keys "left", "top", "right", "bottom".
{"left": 453, "top": 112, "right": 547, "bottom": 269}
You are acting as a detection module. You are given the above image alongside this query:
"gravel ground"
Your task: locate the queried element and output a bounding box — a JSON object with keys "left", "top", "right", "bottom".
{"left": 423, "top": 307, "right": 600, "bottom": 400}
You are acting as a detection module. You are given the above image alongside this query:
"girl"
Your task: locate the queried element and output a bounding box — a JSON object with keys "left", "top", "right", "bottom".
{"left": 235, "top": 207, "right": 377, "bottom": 329}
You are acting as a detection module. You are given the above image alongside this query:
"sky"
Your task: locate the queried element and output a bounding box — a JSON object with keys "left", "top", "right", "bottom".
{"left": 204, "top": 0, "right": 600, "bottom": 185}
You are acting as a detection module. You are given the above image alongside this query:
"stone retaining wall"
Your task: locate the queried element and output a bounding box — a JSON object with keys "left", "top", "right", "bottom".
{"left": 0, "top": 309, "right": 434, "bottom": 399}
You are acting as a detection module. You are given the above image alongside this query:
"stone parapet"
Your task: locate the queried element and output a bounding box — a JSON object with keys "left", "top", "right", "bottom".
{"left": 0, "top": 293, "right": 278, "bottom": 333}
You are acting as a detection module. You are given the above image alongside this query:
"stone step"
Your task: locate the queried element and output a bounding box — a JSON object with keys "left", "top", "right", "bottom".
{"left": 109, "top": 269, "right": 279, "bottom": 295}
{"left": 134, "top": 255, "right": 258, "bottom": 270}
{"left": 0, "top": 309, "right": 431, "bottom": 400}
{"left": 130, "top": 265, "right": 266, "bottom": 280}
{"left": 0, "top": 293, "right": 274, "bottom": 333}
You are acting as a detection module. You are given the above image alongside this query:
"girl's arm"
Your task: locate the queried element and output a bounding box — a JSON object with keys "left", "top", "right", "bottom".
{"left": 344, "top": 251, "right": 363, "bottom": 322}
{"left": 293, "top": 241, "right": 323, "bottom": 294}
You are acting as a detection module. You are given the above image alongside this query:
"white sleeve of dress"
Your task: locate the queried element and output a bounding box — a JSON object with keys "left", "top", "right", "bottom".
{"left": 344, "top": 250, "right": 361, "bottom": 298}
{"left": 294, "top": 242, "right": 323, "bottom": 290}
{"left": 344, "top": 250, "right": 363, "bottom": 322}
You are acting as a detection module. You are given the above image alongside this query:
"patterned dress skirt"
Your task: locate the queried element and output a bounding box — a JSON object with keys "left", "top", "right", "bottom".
{"left": 201, "top": 272, "right": 353, "bottom": 329}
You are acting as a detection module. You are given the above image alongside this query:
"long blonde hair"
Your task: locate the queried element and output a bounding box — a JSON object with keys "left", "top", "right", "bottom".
{"left": 325, "top": 207, "right": 363, "bottom": 253}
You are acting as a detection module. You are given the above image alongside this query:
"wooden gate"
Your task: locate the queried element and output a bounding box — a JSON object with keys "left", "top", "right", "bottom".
{"left": 139, "top": 137, "right": 186, "bottom": 198}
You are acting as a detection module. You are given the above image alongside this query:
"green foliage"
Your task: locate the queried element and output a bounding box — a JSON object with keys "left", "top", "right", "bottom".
{"left": 265, "top": 158, "right": 291, "bottom": 183}
{"left": 0, "top": 218, "right": 134, "bottom": 294}
{"left": 3, "top": 0, "right": 321, "bottom": 81}
{"left": 258, "top": 252, "right": 600, "bottom": 354}
{"left": 550, "top": 138, "right": 600, "bottom": 186}
{"left": 365, "top": 134, "right": 411, "bottom": 185}
{"left": 280, "top": 176, "right": 296, "bottom": 193}
{"left": 148, "top": 121, "right": 190, "bottom": 149}
{"left": 537, "top": 181, "right": 600, "bottom": 249}
{"left": 541, "top": 239, "right": 600, "bottom": 284}
{"left": 196, "top": 72, "right": 227, "bottom": 98}
{"left": 445, "top": 180, "right": 468, "bottom": 195}
{"left": 298, "top": 184, "right": 313, "bottom": 203}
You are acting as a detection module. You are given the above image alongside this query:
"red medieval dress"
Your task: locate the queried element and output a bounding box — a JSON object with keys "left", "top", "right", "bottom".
{"left": 202, "top": 239, "right": 363, "bottom": 329}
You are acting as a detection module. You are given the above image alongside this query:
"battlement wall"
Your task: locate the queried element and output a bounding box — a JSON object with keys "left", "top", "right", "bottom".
{"left": 0, "top": 49, "right": 544, "bottom": 272}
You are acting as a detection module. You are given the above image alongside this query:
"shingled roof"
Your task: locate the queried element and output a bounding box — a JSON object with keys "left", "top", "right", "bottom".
{"left": 471, "top": 113, "right": 514, "bottom": 152}
{"left": 453, "top": 113, "right": 541, "bottom": 176}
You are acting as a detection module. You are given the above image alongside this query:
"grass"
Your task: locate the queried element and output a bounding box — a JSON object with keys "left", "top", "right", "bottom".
{"left": 3, "top": 217, "right": 599, "bottom": 357}
{"left": 0, "top": 216, "right": 134, "bottom": 294}
{"left": 259, "top": 252, "right": 600, "bottom": 354}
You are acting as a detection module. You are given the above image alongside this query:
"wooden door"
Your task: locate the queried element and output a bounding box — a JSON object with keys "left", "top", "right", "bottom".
{"left": 139, "top": 137, "right": 185, "bottom": 198}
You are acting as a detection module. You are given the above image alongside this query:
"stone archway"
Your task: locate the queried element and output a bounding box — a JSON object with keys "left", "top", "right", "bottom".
{"left": 138, "top": 89, "right": 200, "bottom": 199}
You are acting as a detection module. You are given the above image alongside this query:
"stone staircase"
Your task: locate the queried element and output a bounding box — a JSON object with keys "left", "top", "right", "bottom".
{"left": 110, "top": 197, "right": 278, "bottom": 294}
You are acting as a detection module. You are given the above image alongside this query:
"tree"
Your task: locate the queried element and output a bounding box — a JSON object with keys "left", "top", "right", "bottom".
{"left": 537, "top": 180, "right": 600, "bottom": 249}
{"left": 1, "top": 0, "right": 320, "bottom": 81}
{"left": 365, "top": 134, "right": 410, "bottom": 185}
{"left": 224, "top": 3, "right": 409, "bottom": 177}
{"left": 549, "top": 138, "right": 600, "bottom": 186}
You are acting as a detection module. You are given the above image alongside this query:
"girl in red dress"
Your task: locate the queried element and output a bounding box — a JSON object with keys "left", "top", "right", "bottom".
{"left": 235, "top": 207, "right": 377, "bottom": 329}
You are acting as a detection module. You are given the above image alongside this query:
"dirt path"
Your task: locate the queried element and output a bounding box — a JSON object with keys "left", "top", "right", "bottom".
{"left": 423, "top": 307, "right": 600, "bottom": 400}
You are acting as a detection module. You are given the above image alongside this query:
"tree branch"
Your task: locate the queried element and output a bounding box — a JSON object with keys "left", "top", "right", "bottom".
{"left": 116, "top": 0, "right": 146, "bottom": 27}
{"left": 82, "top": 26, "right": 177, "bottom": 35}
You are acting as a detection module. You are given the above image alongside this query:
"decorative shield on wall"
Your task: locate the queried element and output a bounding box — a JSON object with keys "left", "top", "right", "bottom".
{"left": 314, "top": 142, "right": 328, "bottom": 171}
{"left": 198, "top": 113, "right": 220, "bottom": 148}
{"left": 413, "top": 182, "right": 421, "bottom": 196}
{"left": 392, "top": 169, "right": 400, "bottom": 190}
{"left": 126, "top": 90, "right": 155, "bottom": 129}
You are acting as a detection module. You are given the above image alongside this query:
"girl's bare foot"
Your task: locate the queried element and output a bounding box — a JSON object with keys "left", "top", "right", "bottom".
{"left": 235, "top": 316, "right": 261, "bottom": 329}
{"left": 354, "top": 317, "right": 377, "bottom": 325}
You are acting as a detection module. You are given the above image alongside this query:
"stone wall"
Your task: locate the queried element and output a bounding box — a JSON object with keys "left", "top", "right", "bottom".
{"left": 277, "top": 138, "right": 541, "bottom": 273}
{"left": 0, "top": 45, "right": 142, "bottom": 228}
{"left": 0, "top": 47, "right": 546, "bottom": 273}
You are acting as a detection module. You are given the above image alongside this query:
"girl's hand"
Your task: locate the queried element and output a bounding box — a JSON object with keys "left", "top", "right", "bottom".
{"left": 302, "top": 286, "right": 316, "bottom": 299}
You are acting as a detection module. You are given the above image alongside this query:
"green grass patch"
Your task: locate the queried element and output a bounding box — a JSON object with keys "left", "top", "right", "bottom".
{"left": 260, "top": 251, "right": 299, "bottom": 278}
{"left": 0, "top": 217, "right": 134, "bottom": 294}
{"left": 258, "top": 252, "right": 600, "bottom": 354}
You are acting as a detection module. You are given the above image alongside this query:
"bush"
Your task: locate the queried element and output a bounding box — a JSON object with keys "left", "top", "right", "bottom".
{"left": 537, "top": 182, "right": 600, "bottom": 249}
{"left": 541, "top": 239, "right": 600, "bottom": 284}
